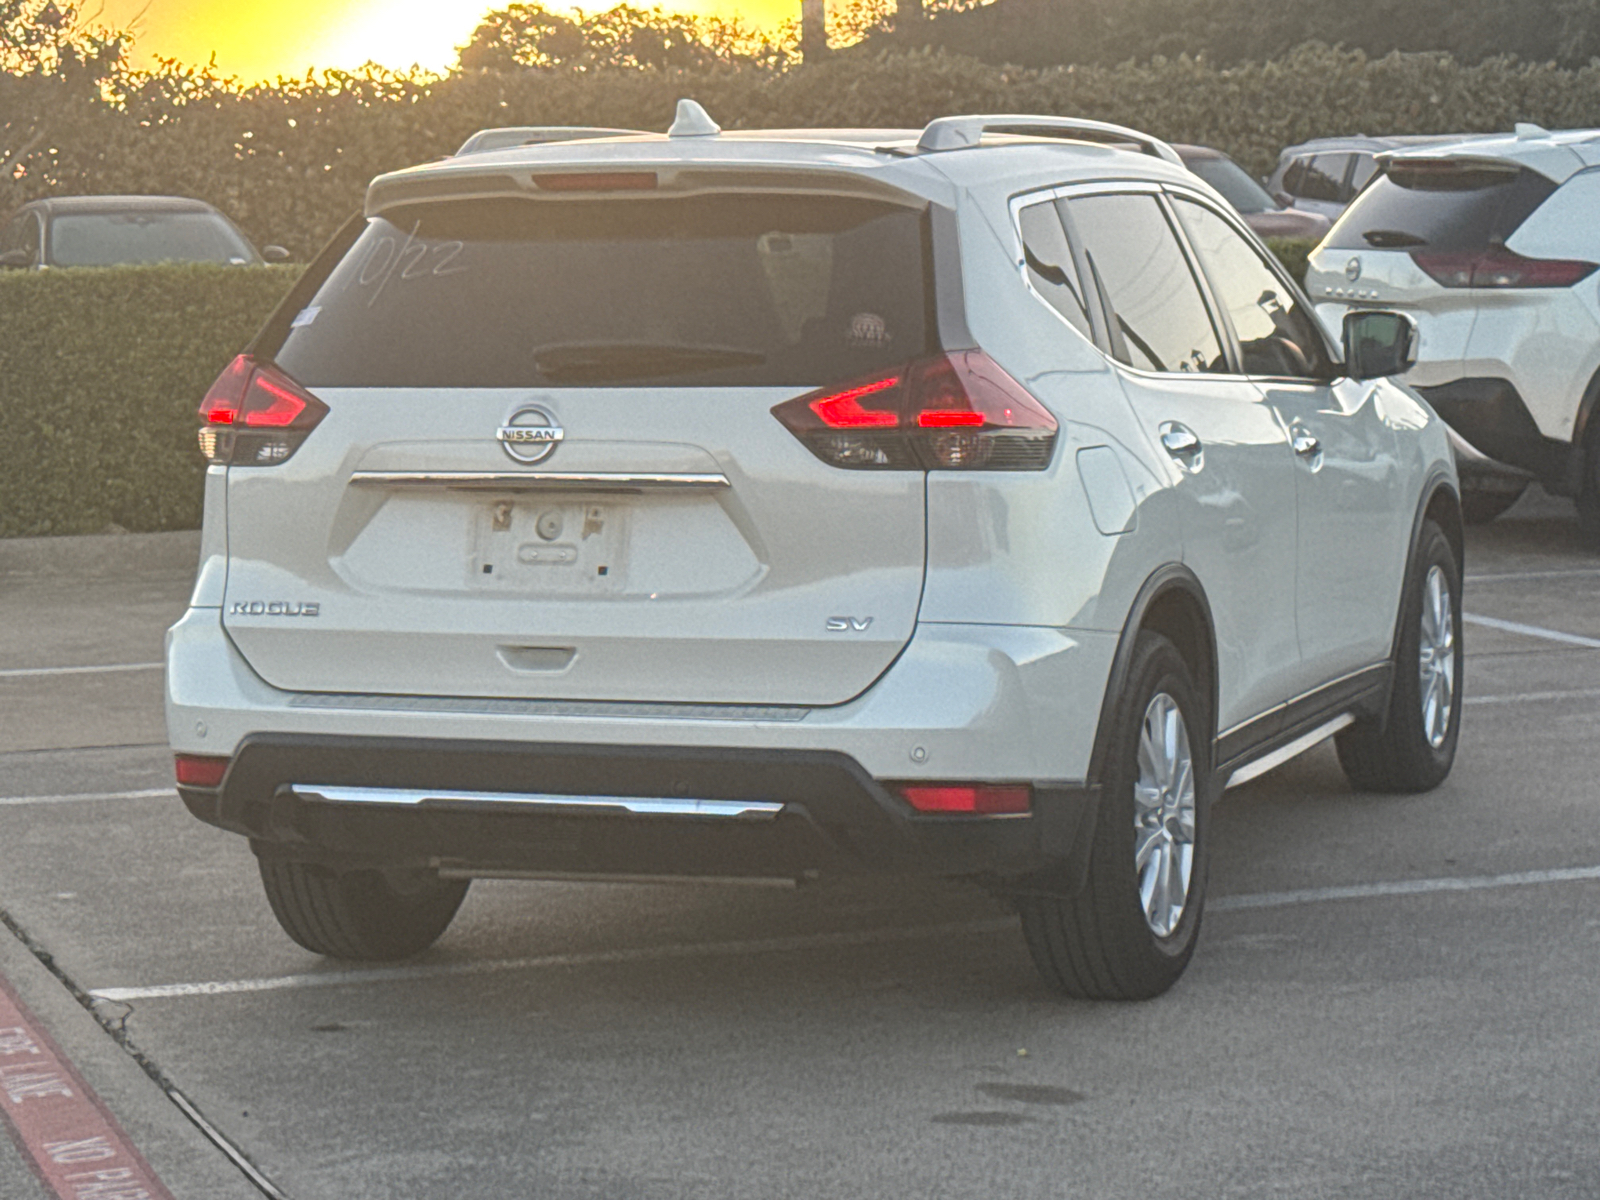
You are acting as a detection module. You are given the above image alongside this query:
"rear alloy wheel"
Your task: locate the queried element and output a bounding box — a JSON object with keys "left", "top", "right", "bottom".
{"left": 1335, "top": 520, "right": 1463, "bottom": 792}
{"left": 1020, "top": 632, "right": 1211, "bottom": 1001}
{"left": 258, "top": 857, "right": 470, "bottom": 961}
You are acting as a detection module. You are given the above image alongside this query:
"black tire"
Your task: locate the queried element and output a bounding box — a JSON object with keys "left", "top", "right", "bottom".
{"left": 1019, "top": 632, "right": 1211, "bottom": 1001}
{"left": 1577, "top": 439, "right": 1600, "bottom": 547}
{"left": 1460, "top": 482, "right": 1527, "bottom": 525}
{"left": 258, "top": 857, "right": 469, "bottom": 960}
{"left": 1335, "top": 520, "right": 1463, "bottom": 793}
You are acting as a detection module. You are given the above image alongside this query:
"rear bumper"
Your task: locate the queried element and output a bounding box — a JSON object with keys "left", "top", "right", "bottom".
{"left": 166, "top": 609, "right": 1117, "bottom": 890}
{"left": 178, "top": 734, "right": 1098, "bottom": 890}
{"left": 1417, "top": 378, "right": 1578, "bottom": 492}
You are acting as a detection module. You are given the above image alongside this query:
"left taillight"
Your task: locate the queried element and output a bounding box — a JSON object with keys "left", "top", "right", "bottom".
{"left": 771, "top": 350, "right": 1058, "bottom": 471}
{"left": 197, "top": 355, "right": 328, "bottom": 466}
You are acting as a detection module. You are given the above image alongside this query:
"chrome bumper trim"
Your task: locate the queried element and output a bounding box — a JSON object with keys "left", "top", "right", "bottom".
{"left": 348, "top": 471, "right": 730, "bottom": 493}
{"left": 288, "top": 784, "right": 785, "bottom": 820}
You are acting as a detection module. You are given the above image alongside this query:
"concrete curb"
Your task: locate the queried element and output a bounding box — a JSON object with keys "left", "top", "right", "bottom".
{"left": 0, "top": 533, "right": 201, "bottom": 579}
{"left": 0, "top": 918, "right": 263, "bottom": 1200}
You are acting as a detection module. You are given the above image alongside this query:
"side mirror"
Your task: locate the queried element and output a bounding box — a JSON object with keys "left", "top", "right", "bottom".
{"left": 0, "top": 249, "right": 33, "bottom": 269}
{"left": 1343, "top": 310, "right": 1418, "bottom": 381}
{"left": 261, "top": 245, "right": 291, "bottom": 263}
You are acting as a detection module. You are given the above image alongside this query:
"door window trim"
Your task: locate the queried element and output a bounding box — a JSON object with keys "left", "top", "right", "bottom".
{"left": 1047, "top": 180, "right": 1246, "bottom": 387}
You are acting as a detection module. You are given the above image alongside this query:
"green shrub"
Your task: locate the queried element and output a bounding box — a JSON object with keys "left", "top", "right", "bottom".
{"left": 0, "top": 264, "right": 301, "bottom": 537}
{"left": 1266, "top": 236, "right": 1318, "bottom": 285}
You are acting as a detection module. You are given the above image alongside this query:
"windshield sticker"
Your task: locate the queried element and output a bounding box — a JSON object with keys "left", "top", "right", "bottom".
{"left": 290, "top": 305, "right": 320, "bottom": 329}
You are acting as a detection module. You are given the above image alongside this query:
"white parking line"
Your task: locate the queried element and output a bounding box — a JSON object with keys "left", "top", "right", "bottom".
{"left": 1463, "top": 613, "right": 1600, "bottom": 649}
{"left": 0, "top": 787, "right": 174, "bottom": 807}
{"left": 1466, "top": 687, "right": 1600, "bottom": 707}
{"left": 0, "top": 662, "right": 163, "bottom": 679}
{"left": 87, "top": 862, "right": 1600, "bottom": 1002}
{"left": 1466, "top": 567, "right": 1600, "bottom": 583}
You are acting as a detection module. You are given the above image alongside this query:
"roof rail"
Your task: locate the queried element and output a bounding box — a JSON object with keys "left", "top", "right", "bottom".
{"left": 454, "top": 126, "right": 644, "bottom": 156}
{"left": 916, "top": 115, "right": 1184, "bottom": 166}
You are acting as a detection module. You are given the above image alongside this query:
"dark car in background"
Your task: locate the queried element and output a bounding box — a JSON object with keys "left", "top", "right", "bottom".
{"left": 1174, "top": 144, "right": 1331, "bottom": 240}
{"left": 0, "top": 195, "right": 288, "bottom": 270}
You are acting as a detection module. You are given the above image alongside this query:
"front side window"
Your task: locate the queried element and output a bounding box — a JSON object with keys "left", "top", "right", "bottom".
{"left": 275, "top": 194, "right": 931, "bottom": 389}
{"left": 1067, "top": 192, "right": 1225, "bottom": 375}
{"left": 1, "top": 213, "right": 39, "bottom": 261}
{"left": 1017, "top": 199, "right": 1092, "bottom": 340}
{"left": 1172, "top": 197, "right": 1334, "bottom": 380}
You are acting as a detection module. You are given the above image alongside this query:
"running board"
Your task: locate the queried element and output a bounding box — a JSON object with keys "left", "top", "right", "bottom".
{"left": 1224, "top": 714, "right": 1354, "bottom": 790}
{"left": 287, "top": 784, "right": 784, "bottom": 820}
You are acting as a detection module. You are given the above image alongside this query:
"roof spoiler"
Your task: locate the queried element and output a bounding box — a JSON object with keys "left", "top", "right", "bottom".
{"left": 454, "top": 126, "right": 647, "bottom": 156}
{"left": 917, "top": 114, "right": 1184, "bottom": 165}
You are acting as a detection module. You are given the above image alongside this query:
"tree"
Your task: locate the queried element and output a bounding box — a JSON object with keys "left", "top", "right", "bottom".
{"left": 1, "top": 0, "right": 130, "bottom": 201}
{"left": 456, "top": 3, "right": 792, "bottom": 72}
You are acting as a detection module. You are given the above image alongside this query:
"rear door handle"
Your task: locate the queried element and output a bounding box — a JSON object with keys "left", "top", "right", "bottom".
{"left": 1159, "top": 422, "right": 1204, "bottom": 471}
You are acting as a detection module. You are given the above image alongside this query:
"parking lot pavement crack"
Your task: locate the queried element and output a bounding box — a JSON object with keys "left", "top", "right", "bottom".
{"left": 0, "top": 905, "right": 291, "bottom": 1200}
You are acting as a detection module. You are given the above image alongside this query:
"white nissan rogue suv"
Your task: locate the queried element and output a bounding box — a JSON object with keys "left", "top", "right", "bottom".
{"left": 167, "top": 104, "right": 1463, "bottom": 1000}
{"left": 1307, "top": 125, "right": 1600, "bottom": 531}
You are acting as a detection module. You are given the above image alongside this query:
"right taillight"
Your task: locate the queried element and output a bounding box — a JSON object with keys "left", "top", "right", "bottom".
{"left": 197, "top": 355, "right": 328, "bottom": 466}
{"left": 1411, "top": 246, "right": 1598, "bottom": 289}
{"left": 771, "top": 350, "right": 1058, "bottom": 471}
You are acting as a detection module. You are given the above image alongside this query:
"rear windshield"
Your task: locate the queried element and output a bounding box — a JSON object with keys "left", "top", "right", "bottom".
{"left": 49, "top": 212, "right": 257, "bottom": 267}
{"left": 1183, "top": 155, "right": 1278, "bottom": 215}
{"left": 1325, "top": 162, "right": 1556, "bottom": 252}
{"left": 274, "top": 195, "right": 932, "bottom": 389}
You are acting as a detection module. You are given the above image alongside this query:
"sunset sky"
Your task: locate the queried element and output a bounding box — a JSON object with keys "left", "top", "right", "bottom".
{"left": 95, "top": 0, "right": 798, "bottom": 83}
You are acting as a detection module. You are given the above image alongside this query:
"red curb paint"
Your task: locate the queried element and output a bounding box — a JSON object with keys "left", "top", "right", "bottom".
{"left": 0, "top": 972, "right": 175, "bottom": 1200}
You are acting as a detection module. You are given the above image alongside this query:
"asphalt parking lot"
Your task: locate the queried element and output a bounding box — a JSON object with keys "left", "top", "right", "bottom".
{"left": 2, "top": 488, "right": 1598, "bottom": 1200}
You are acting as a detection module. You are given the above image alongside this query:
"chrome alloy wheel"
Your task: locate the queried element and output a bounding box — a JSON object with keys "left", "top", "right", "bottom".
{"left": 1133, "top": 693, "right": 1196, "bottom": 938}
{"left": 1419, "top": 564, "right": 1456, "bottom": 749}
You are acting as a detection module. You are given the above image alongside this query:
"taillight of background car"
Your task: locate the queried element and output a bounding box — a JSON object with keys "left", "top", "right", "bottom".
{"left": 771, "top": 350, "right": 1058, "bottom": 471}
{"left": 197, "top": 355, "right": 328, "bottom": 466}
{"left": 1411, "top": 246, "right": 1599, "bottom": 289}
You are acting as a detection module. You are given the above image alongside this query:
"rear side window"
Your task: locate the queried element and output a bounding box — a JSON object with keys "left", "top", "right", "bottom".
{"left": 274, "top": 195, "right": 931, "bottom": 389}
{"left": 1067, "top": 193, "right": 1226, "bottom": 375}
{"left": 1291, "top": 155, "right": 1349, "bottom": 204}
{"left": 1017, "top": 199, "right": 1092, "bottom": 340}
{"left": 1325, "top": 163, "right": 1557, "bottom": 252}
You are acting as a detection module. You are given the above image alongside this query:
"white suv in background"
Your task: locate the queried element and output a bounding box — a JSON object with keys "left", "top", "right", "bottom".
{"left": 1307, "top": 125, "right": 1600, "bottom": 530}
{"left": 167, "top": 104, "right": 1462, "bottom": 1000}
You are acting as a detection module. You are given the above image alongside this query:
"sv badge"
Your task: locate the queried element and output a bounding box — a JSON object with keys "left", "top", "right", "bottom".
{"left": 826, "top": 616, "right": 874, "bottom": 632}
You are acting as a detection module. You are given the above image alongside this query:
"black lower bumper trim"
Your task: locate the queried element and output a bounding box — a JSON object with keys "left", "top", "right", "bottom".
{"left": 1417, "top": 378, "right": 1579, "bottom": 493}
{"left": 180, "top": 734, "right": 1098, "bottom": 895}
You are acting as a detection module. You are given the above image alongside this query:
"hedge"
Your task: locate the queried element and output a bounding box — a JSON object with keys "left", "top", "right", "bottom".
{"left": 0, "top": 264, "right": 301, "bottom": 538}
{"left": 0, "top": 239, "right": 1316, "bottom": 538}
{"left": 12, "top": 43, "right": 1600, "bottom": 262}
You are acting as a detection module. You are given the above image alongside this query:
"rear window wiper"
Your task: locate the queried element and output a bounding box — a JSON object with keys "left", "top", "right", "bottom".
{"left": 1362, "top": 229, "right": 1427, "bottom": 248}
{"left": 533, "top": 343, "right": 766, "bottom": 384}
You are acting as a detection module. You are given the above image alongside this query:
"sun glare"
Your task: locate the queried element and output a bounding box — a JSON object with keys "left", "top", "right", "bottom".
{"left": 96, "top": 0, "right": 801, "bottom": 82}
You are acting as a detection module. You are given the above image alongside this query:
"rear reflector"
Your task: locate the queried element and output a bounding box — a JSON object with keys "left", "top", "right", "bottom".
{"left": 895, "top": 784, "right": 1032, "bottom": 815}
{"left": 174, "top": 754, "right": 230, "bottom": 788}
{"left": 1411, "top": 246, "right": 1598, "bottom": 289}
{"left": 197, "top": 356, "right": 328, "bottom": 466}
{"left": 772, "top": 351, "right": 1057, "bottom": 471}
